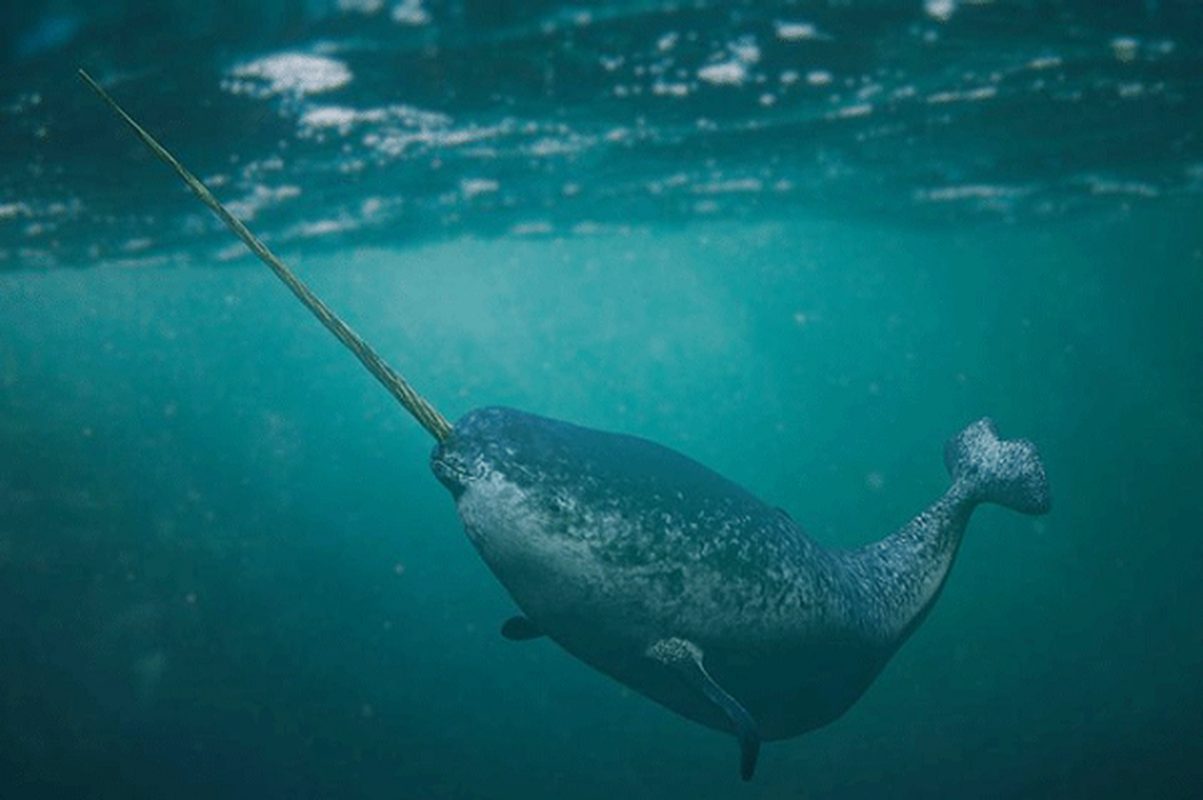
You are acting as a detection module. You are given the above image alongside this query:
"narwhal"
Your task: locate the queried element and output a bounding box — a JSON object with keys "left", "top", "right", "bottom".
{"left": 81, "top": 70, "right": 1050, "bottom": 781}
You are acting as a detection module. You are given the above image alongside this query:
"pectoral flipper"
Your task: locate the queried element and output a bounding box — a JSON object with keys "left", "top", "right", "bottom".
{"left": 501, "top": 616, "right": 545, "bottom": 640}
{"left": 646, "top": 637, "right": 761, "bottom": 781}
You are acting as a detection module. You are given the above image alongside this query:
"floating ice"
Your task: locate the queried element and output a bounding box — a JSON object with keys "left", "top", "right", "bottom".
{"left": 225, "top": 184, "right": 302, "bottom": 221}
{"left": 226, "top": 53, "right": 352, "bottom": 98}
{"left": 121, "top": 237, "right": 153, "bottom": 253}
{"left": 461, "top": 178, "right": 500, "bottom": 198}
{"left": 692, "top": 178, "right": 763, "bottom": 195}
{"left": 924, "top": 0, "right": 957, "bottom": 22}
{"left": 1027, "top": 55, "right": 1063, "bottom": 71}
{"left": 698, "top": 35, "right": 760, "bottom": 86}
{"left": 300, "top": 105, "right": 386, "bottom": 132}
{"left": 775, "top": 21, "right": 824, "bottom": 42}
{"left": 0, "top": 202, "right": 31, "bottom": 221}
{"left": 828, "top": 103, "right": 873, "bottom": 119}
{"left": 510, "top": 221, "right": 553, "bottom": 236}
{"left": 729, "top": 37, "right": 761, "bottom": 65}
{"left": 293, "top": 218, "right": 359, "bottom": 238}
{"left": 652, "top": 81, "right": 690, "bottom": 97}
{"left": 1085, "top": 177, "right": 1159, "bottom": 198}
{"left": 927, "top": 86, "right": 997, "bottom": 104}
{"left": 698, "top": 61, "right": 748, "bottom": 86}
{"left": 916, "top": 184, "right": 1025, "bottom": 202}
{"left": 392, "top": 0, "right": 430, "bottom": 26}
{"left": 1110, "top": 36, "right": 1140, "bottom": 63}
{"left": 338, "top": 0, "right": 383, "bottom": 13}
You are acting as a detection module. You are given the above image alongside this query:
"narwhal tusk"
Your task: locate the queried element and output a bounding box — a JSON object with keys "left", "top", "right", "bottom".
{"left": 78, "top": 68, "right": 453, "bottom": 443}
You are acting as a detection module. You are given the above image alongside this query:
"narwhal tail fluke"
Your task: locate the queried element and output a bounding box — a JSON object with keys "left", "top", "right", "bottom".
{"left": 944, "top": 419, "right": 1050, "bottom": 515}
{"left": 78, "top": 69, "right": 452, "bottom": 444}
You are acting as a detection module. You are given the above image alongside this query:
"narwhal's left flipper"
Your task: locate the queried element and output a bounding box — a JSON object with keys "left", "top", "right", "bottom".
{"left": 647, "top": 637, "right": 760, "bottom": 781}
{"left": 501, "top": 615, "right": 545, "bottom": 640}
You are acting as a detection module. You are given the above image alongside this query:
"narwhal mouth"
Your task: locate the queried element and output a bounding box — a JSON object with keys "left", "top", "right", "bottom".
{"left": 430, "top": 444, "right": 486, "bottom": 499}
{"left": 430, "top": 451, "right": 467, "bottom": 498}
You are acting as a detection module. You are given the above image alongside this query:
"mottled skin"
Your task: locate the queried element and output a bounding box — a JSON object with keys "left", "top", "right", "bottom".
{"left": 431, "top": 407, "right": 1049, "bottom": 748}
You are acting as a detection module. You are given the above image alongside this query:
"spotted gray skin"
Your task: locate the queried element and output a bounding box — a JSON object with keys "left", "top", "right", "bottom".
{"left": 431, "top": 407, "right": 1049, "bottom": 774}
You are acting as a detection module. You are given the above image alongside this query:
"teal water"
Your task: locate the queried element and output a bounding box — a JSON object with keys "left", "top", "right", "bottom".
{"left": 2, "top": 2, "right": 1202, "bottom": 798}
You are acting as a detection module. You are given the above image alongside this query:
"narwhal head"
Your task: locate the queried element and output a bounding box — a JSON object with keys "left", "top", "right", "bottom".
{"left": 431, "top": 406, "right": 528, "bottom": 500}
{"left": 429, "top": 406, "right": 598, "bottom": 580}
{"left": 430, "top": 406, "right": 588, "bottom": 501}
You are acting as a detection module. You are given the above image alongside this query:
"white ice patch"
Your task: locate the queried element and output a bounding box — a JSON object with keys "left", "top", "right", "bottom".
{"left": 225, "top": 53, "right": 352, "bottom": 98}
{"left": 1110, "top": 36, "right": 1140, "bottom": 64}
{"left": 225, "top": 184, "right": 302, "bottom": 221}
{"left": 121, "top": 237, "right": 153, "bottom": 253}
{"left": 300, "top": 105, "right": 386, "bottom": 132}
{"left": 652, "top": 81, "right": 690, "bottom": 97}
{"left": 729, "top": 36, "right": 761, "bottom": 65}
{"left": 460, "top": 178, "right": 499, "bottom": 198}
{"left": 339, "top": 0, "right": 383, "bottom": 12}
{"left": 915, "top": 184, "right": 1028, "bottom": 203}
{"left": 216, "top": 243, "right": 247, "bottom": 262}
{"left": 827, "top": 103, "right": 873, "bottom": 120}
{"left": 510, "top": 221, "right": 553, "bottom": 236}
{"left": 1084, "top": 177, "right": 1159, "bottom": 198}
{"left": 1027, "top": 55, "right": 1063, "bottom": 71}
{"left": 0, "top": 202, "right": 31, "bottom": 221}
{"left": 691, "top": 178, "right": 763, "bottom": 195}
{"left": 363, "top": 121, "right": 505, "bottom": 158}
{"left": 697, "top": 35, "right": 759, "bottom": 87}
{"left": 392, "top": 0, "right": 430, "bottom": 25}
{"left": 645, "top": 172, "right": 689, "bottom": 195}
{"left": 924, "top": 0, "right": 957, "bottom": 22}
{"left": 527, "top": 136, "right": 588, "bottom": 157}
{"left": 298, "top": 103, "right": 455, "bottom": 152}
{"left": 291, "top": 217, "right": 360, "bottom": 238}
{"left": 927, "top": 85, "right": 997, "bottom": 104}
{"left": 774, "top": 21, "right": 826, "bottom": 42}
{"left": 360, "top": 197, "right": 384, "bottom": 218}
{"left": 698, "top": 61, "right": 747, "bottom": 86}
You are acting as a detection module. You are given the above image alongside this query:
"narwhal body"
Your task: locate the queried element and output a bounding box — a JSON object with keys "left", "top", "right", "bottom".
{"left": 433, "top": 407, "right": 1048, "bottom": 777}
{"left": 82, "top": 71, "right": 1051, "bottom": 782}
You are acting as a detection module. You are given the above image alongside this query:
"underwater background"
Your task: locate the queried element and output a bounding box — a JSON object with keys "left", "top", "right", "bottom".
{"left": 2, "top": 1, "right": 1201, "bottom": 797}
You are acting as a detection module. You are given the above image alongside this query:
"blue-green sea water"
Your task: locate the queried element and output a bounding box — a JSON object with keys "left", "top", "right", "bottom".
{"left": 2, "top": 2, "right": 1201, "bottom": 797}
